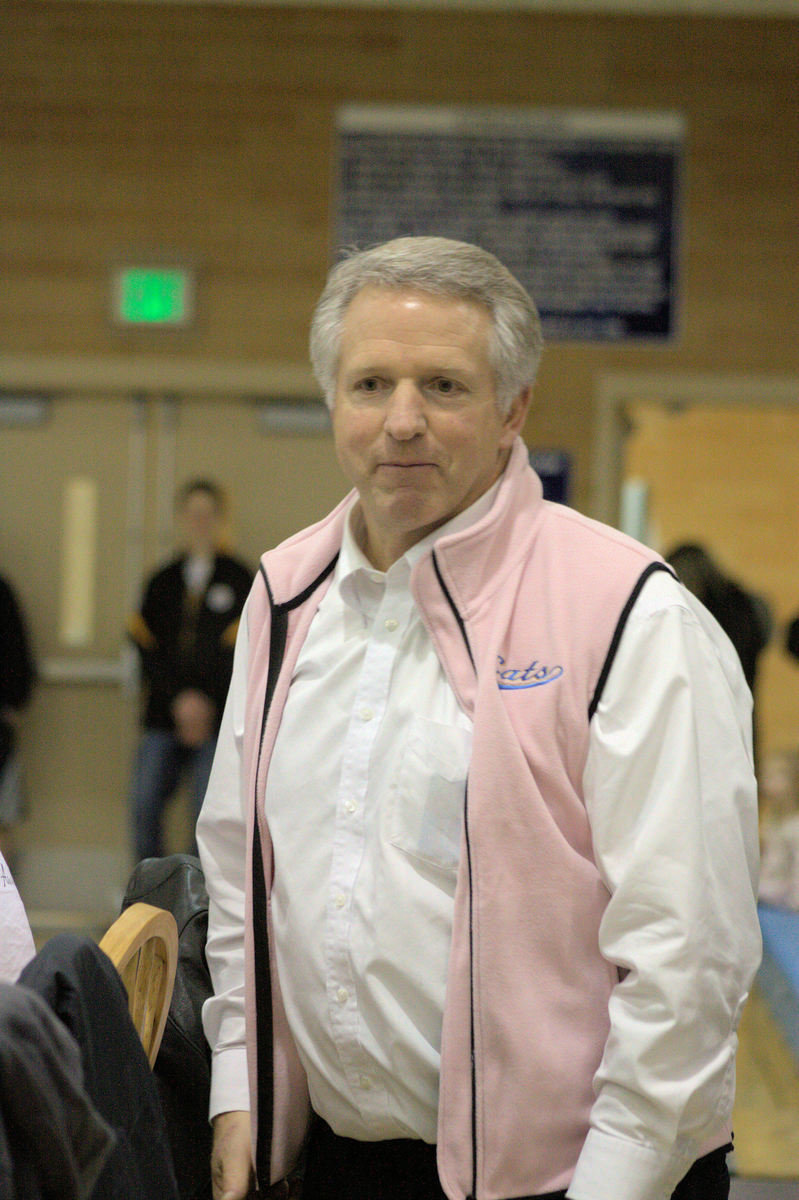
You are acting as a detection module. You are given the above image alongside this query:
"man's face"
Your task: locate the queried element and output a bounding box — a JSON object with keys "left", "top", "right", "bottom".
{"left": 332, "top": 286, "right": 529, "bottom": 570}
{"left": 180, "top": 489, "right": 220, "bottom": 556}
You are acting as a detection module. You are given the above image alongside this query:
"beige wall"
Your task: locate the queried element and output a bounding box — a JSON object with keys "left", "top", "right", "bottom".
{"left": 2, "top": 4, "right": 798, "bottom": 905}
{"left": 3, "top": 4, "right": 798, "bottom": 479}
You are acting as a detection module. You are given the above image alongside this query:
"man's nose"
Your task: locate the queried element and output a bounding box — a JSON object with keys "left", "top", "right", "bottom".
{"left": 383, "top": 384, "right": 427, "bottom": 440}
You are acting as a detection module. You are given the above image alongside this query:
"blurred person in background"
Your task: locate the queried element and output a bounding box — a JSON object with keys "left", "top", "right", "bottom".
{"left": 666, "top": 542, "right": 772, "bottom": 762}
{"left": 128, "top": 480, "right": 251, "bottom": 863}
{"left": 758, "top": 747, "right": 799, "bottom": 911}
{"left": 782, "top": 602, "right": 799, "bottom": 682}
{"left": 0, "top": 571, "right": 36, "bottom": 868}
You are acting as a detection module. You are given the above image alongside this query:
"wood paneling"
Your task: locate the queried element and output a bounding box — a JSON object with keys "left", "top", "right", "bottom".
{"left": 2, "top": 13, "right": 798, "bottom": 1164}
{"left": 2, "top": 6, "right": 797, "bottom": 502}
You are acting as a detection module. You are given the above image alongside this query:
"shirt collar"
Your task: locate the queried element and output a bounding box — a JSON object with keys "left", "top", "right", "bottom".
{"left": 337, "top": 480, "right": 501, "bottom": 615}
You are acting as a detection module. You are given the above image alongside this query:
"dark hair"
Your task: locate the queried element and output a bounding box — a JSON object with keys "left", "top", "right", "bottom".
{"left": 665, "top": 543, "right": 719, "bottom": 600}
{"left": 177, "top": 479, "right": 225, "bottom": 511}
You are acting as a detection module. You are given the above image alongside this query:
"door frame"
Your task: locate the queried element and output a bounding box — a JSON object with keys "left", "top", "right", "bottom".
{"left": 590, "top": 371, "right": 799, "bottom": 527}
{"left": 0, "top": 350, "right": 317, "bottom": 399}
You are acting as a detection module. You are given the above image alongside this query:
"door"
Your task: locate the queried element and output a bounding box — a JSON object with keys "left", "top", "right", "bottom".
{"left": 0, "top": 390, "right": 348, "bottom": 926}
{"left": 0, "top": 395, "right": 140, "bottom": 920}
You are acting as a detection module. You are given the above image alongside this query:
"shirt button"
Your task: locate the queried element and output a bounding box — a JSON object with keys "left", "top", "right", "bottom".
{"left": 384, "top": 618, "right": 398, "bottom": 632}
{"left": 336, "top": 987, "right": 348, "bottom": 1004}
{"left": 358, "top": 1075, "right": 372, "bottom": 1090}
{"left": 334, "top": 892, "right": 347, "bottom": 909}
{"left": 359, "top": 706, "right": 373, "bottom": 722}
{"left": 344, "top": 799, "right": 358, "bottom": 814}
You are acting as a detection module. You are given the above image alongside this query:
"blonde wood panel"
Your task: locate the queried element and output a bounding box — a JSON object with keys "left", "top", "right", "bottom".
{"left": 2, "top": 5, "right": 798, "bottom": 506}
{"left": 99, "top": 901, "right": 179, "bottom": 1068}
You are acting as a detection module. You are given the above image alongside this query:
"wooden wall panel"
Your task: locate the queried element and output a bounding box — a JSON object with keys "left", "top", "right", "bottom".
{"left": 3, "top": 4, "right": 797, "bottom": 931}
{"left": 2, "top": 7, "right": 797, "bottom": 503}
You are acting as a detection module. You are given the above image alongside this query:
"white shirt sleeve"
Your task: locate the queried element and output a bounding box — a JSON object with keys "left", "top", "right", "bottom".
{"left": 196, "top": 598, "right": 251, "bottom": 1119}
{"left": 0, "top": 849, "right": 35, "bottom": 983}
{"left": 567, "top": 570, "right": 762, "bottom": 1200}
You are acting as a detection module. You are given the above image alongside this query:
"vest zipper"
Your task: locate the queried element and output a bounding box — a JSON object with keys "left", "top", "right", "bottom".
{"left": 431, "top": 550, "right": 479, "bottom": 1197}
{"left": 252, "top": 567, "right": 287, "bottom": 1190}
{"left": 463, "top": 779, "right": 479, "bottom": 1199}
{"left": 432, "top": 551, "right": 475, "bottom": 669}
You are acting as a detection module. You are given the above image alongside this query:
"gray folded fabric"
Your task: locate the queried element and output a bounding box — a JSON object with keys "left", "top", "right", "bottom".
{"left": 0, "top": 981, "right": 116, "bottom": 1199}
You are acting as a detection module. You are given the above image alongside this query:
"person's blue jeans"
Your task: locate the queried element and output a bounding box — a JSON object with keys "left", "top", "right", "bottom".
{"left": 131, "top": 728, "right": 216, "bottom": 862}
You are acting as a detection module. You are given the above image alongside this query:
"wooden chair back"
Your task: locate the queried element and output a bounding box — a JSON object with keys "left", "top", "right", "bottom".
{"left": 99, "top": 901, "right": 179, "bottom": 1067}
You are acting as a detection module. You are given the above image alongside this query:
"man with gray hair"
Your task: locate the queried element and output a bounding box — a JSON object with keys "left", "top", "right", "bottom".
{"left": 198, "top": 238, "right": 760, "bottom": 1200}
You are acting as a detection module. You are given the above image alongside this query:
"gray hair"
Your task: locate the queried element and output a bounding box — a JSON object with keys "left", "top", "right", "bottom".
{"left": 309, "top": 237, "right": 544, "bottom": 413}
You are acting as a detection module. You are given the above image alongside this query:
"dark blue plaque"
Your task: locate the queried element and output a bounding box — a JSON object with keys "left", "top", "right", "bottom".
{"left": 336, "top": 107, "right": 683, "bottom": 343}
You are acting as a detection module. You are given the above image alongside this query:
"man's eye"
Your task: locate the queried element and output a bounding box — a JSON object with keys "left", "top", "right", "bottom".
{"left": 431, "top": 378, "right": 459, "bottom": 396}
{"left": 356, "top": 377, "right": 381, "bottom": 393}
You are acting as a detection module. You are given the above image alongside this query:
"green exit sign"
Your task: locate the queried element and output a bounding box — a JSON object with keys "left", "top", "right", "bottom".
{"left": 113, "top": 267, "right": 194, "bottom": 327}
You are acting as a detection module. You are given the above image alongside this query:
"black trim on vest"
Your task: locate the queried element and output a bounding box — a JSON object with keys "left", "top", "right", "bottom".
{"left": 267, "top": 555, "right": 341, "bottom": 613}
{"left": 430, "top": 552, "right": 478, "bottom": 1191}
{"left": 259, "top": 569, "right": 281, "bottom": 755}
{"left": 463, "top": 781, "right": 479, "bottom": 1199}
{"left": 252, "top": 815, "right": 273, "bottom": 1191}
{"left": 251, "top": 555, "right": 338, "bottom": 1189}
{"left": 433, "top": 551, "right": 475, "bottom": 670}
{"left": 588, "top": 561, "right": 674, "bottom": 721}
{"left": 256, "top": 556, "right": 339, "bottom": 772}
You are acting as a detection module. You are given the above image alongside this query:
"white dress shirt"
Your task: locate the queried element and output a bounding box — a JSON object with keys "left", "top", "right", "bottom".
{"left": 265, "top": 489, "right": 498, "bottom": 1144}
{"left": 199, "top": 499, "right": 759, "bottom": 1200}
{"left": 566, "top": 569, "right": 760, "bottom": 1200}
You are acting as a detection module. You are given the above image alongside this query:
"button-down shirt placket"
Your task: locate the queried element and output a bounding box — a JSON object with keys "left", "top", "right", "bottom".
{"left": 326, "top": 569, "right": 414, "bottom": 1114}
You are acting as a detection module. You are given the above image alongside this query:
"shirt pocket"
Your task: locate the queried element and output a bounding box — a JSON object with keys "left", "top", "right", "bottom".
{"left": 389, "top": 717, "right": 472, "bottom": 873}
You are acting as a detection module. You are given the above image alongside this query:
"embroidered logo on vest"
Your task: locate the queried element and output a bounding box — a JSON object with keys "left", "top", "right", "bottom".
{"left": 496, "top": 655, "right": 564, "bottom": 690}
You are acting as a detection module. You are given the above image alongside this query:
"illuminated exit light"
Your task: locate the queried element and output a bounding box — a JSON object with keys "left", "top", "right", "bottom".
{"left": 112, "top": 267, "right": 194, "bottom": 327}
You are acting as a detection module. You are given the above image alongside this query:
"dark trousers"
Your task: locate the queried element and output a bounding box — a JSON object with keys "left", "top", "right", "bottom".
{"left": 300, "top": 1118, "right": 730, "bottom": 1200}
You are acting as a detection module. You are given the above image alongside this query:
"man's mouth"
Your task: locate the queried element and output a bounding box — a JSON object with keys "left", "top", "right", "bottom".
{"left": 378, "top": 461, "right": 436, "bottom": 470}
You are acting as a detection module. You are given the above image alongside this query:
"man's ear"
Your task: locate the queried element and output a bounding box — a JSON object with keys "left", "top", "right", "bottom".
{"left": 500, "top": 386, "right": 533, "bottom": 446}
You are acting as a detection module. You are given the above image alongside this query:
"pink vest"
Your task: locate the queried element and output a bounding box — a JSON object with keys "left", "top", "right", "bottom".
{"left": 242, "top": 440, "right": 669, "bottom": 1197}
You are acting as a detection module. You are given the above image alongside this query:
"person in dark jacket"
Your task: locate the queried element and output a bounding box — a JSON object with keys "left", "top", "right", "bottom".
{"left": 783, "top": 609, "right": 799, "bottom": 676}
{"left": 128, "top": 480, "right": 252, "bottom": 862}
{"left": 0, "top": 572, "right": 36, "bottom": 863}
{"left": 666, "top": 542, "right": 772, "bottom": 762}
